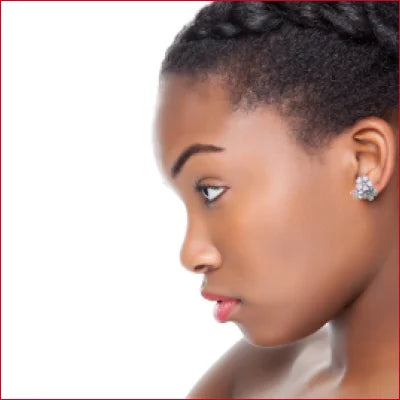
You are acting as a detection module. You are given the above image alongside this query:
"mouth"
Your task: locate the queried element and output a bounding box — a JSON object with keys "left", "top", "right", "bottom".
{"left": 213, "top": 298, "right": 241, "bottom": 323}
{"left": 200, "top": 289, "right": 242, "bottom": 322}
{"left": 200, "top": 289, "right": 242, "bottom": 303}
{"left": 216, "top": 299, "right": 242, "bottom": 304}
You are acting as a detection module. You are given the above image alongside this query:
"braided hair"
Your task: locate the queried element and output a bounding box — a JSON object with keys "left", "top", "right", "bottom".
{"left": 160, "top": 2, "right": 398, "bottom": 152}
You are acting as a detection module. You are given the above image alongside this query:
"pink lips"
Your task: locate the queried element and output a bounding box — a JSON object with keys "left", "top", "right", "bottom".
{"left": 213, "top": 299, "right": 240, "bottom": 322}
{"left": 201, "top": 290, "right": 241, "bottom": 323}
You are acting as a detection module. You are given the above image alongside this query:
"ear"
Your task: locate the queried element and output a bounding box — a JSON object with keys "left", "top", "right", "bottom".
{"left": 347, "top": 114, "right": 397, "bottom": 196}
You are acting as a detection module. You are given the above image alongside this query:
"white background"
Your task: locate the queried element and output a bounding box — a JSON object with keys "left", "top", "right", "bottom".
{"left": 1, "top": 1, "right": 242, "bottom": 398}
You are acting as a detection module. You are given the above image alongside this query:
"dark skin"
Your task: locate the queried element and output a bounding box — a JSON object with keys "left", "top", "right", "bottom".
{"left": 153, "top": 74, "right": 398, "bottom": 398}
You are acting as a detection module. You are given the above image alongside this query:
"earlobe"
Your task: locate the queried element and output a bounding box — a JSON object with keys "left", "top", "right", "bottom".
{"left": 350, "top": 115, "right": 397, "bottom": 197}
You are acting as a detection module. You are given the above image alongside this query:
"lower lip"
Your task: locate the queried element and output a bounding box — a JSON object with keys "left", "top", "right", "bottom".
{"left": 214, "top": 299, "right": 240, "bottom": 323}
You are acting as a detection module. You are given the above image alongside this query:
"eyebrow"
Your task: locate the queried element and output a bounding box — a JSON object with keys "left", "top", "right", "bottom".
{"left": 170, "top": 143, "right": 226, "bottom": 179}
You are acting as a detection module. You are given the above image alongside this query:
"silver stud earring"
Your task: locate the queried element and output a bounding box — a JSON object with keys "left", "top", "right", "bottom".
{"left": 350, "top": 175, "right": 378, "bottom": 201}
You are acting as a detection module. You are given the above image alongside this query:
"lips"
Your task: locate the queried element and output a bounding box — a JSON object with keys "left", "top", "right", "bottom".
{"left": 201, "top": 290, "right": 241, "bottom": 322}
{"left": 200, "top": 290, "right": 241, "bottom": 303}
{"left": 213, "top": 299, "right": 240, "bottom": 322}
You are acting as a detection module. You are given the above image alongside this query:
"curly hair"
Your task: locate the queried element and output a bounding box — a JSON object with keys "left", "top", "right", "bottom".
{"left": 160, "top": 1, "right": 398, "bottom": 152}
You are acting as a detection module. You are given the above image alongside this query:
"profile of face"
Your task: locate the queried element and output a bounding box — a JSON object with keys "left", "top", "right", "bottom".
{"left": 153, "top": 74, "right": 396, "bottom": 347}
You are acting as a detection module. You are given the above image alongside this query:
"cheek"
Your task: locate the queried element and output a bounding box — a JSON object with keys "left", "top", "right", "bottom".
{"left": 227, "top": 175, "right": 372, "bottom": 344}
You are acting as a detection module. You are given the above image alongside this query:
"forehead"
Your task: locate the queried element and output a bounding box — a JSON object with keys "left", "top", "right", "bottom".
{"left": 153, "top": 74, "right": 310, "bottom": 182}
{"left": 154, "top": 75, "right": 231, "bottom": 160}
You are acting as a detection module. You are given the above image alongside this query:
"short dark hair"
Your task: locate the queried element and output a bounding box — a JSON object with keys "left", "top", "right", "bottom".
{"left": 160, "top": 1, "right": 398, "bottom": 152}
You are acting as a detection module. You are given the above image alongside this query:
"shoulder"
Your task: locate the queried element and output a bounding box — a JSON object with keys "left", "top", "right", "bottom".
{"left": 186, "top": 324, "right": 331, "bottom": 398}
{"left": 186, "top": 337, "right": 298, "bottom": 398}
{"left": 185, "top": 338, "right": 251, "bottom": 398}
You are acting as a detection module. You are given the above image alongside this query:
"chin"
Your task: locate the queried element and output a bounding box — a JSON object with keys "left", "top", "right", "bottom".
{"left": 236, "top": 322, "right": 297, "bottom": 348}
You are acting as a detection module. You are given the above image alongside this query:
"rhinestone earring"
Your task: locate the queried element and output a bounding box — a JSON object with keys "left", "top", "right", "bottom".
{"left": 350, "top": 175, "right": 378, "bottom": 201}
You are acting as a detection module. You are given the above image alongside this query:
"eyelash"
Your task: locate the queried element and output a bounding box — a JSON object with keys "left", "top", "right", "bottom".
{"left": 195, "top": 185, "right": 226, "bottom": 207}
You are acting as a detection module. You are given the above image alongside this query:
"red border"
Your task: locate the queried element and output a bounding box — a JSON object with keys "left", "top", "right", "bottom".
{"left": 0, "top": 1, "right": 398, "bottom": 399}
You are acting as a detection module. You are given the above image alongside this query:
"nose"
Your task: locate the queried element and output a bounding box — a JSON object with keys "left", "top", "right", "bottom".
{"left": 179, "top": 221, "right": 221, "bottom": 274}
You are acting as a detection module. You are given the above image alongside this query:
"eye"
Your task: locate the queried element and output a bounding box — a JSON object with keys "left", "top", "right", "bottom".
{"left": 195, "top": 185, "right": 226, "bottom": 207}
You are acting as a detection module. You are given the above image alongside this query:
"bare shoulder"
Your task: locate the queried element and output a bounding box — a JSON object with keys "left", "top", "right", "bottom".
{"left": 186, "top": 337, "right": 298, "bottom": 398}
{"left": 186, "top": 325, "right": 331, "bottom": 398}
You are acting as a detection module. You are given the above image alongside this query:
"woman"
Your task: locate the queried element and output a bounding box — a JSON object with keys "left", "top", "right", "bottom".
{"left": 153, "top": 2, "right": 398, "bottom": 398}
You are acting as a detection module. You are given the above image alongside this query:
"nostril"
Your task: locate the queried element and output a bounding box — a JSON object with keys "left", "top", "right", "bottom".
{"left": 194, "top": 265, "right": 207, "bottom": 272}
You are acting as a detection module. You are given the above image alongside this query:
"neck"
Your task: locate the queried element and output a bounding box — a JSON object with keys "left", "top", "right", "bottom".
{"left": 329, "top": 233, "right": 398, "bottom": 396}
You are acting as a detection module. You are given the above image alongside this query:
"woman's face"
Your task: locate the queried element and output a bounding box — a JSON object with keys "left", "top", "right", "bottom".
{"left": 153, "top": 75, "right": 377, "bottom": 347}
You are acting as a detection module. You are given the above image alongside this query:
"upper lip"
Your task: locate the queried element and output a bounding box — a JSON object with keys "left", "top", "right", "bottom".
{"left": 201, "top": 289, "right": 240, "bottom": 302}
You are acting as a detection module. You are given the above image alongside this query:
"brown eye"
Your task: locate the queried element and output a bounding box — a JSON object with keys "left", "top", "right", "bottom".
{"left": 195, "top": 185, "right": 226, "bottom": 207}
